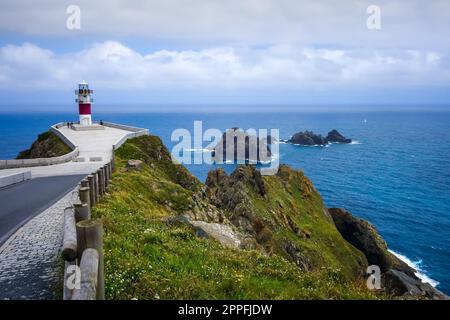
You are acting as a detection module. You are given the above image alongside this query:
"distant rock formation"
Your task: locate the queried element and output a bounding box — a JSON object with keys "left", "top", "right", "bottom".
{"left": 326, "top": 129, "right": 352, "bottom": 144}
{"left": 286, "top": 129, "right": 352, "bottom": 146}
{"left": 288, "top": 131, "right": 327, "bottom": 146}
{"left": 211, "top": 128, "right": 272, "bottom": 163}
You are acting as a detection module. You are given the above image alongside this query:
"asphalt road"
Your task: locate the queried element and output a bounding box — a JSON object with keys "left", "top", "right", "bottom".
{"left": 0, "top": 175, "right": 85, "bottom": 246}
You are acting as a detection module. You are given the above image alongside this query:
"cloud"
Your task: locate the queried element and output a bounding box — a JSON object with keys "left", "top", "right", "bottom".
{"left": 0, "top": 0, "right": 450, "bottom": 50}
{"left": 0, "top": 41, "right": 448, "bottom": 93}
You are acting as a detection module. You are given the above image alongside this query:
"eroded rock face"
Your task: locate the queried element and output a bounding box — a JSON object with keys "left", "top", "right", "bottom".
{"left": 206, "top": 165, "right": 272, "bottom": 248}
{"left": 281, "top": 239, "right": 312, "bottom": 271}
{"left": 326, "top": 129, "right": 352, "bottom": 144}
{"left": 328, "top": 208, "right": 448, "bottom": 299}
{"left": 328, "top": 208, "right": 414, "bottom": 275}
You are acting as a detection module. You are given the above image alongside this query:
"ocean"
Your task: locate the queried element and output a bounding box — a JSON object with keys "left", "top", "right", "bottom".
{"left": 1, "top": 109, "right": 449, "bottom": 294}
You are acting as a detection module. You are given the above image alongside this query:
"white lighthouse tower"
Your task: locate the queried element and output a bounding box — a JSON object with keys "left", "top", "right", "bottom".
{"left": 75, "top": 80, "right": 94, "bottom": 126}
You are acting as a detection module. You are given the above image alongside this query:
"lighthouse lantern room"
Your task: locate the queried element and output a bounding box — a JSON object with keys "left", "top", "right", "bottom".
{"left": 75, "top": 80, "right": 94, "bottom": 126}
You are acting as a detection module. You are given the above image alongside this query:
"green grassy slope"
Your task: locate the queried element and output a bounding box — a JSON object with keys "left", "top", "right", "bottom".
{"left": 92, "top": 135, "right": 380, "bottom": 300}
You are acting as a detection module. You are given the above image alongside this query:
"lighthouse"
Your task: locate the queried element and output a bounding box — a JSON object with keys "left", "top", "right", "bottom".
{"left": 75, "top": 80, "right": 94, "bottom": 126}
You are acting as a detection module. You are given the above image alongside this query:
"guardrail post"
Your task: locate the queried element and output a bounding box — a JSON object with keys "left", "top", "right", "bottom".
{"left": 76, "top": 219, "right": 104, "bottom": 300}
{"left": 107, "top": 163, "right": 111, "bottom": 184}
{"left": 105, "top": 163, "right": 110, "bottom": 181}
{"left": 81, "top": 178, "right": 89, "bottom": 188}
{"left": 62, "top": 207, "right": 77, "bottom": 261}
{"left": 101, "top": 167, "right": 106, "bottom": 194}
{"left": 87, "top": 175, "right": 95, "bottom": 206}
{"left": 79, "top": 187, "right": 91, "bottom": 208}
{"left": 106, "top": 163, "right": 111, "bottom": 184}
{"left": 103, "top": 165, "right": 108, "bottom": 189}
{"left": 74, "top": 203, "right": 90, "bottom": 222}
{"left": 93, "top": 172, "right": 99, "bottom": 203}
{"left": 111, "top": 147, "right": 115, "bottom": 172}
{"left": 98, "top": 169, "right": 104, "bottom": 196}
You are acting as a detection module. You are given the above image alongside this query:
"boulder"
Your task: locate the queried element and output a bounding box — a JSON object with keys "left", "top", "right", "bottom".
{"left": 166, "top": 215, "right": 243, "bottom": 249}
{"left": 126, "top": 159, "right": 143, "bottom": 171}
{"left": 383, "top": 269, "right": 448, "bottom": 299}
{"left": 326, "top": 129, "right": 352, "bottom": 144}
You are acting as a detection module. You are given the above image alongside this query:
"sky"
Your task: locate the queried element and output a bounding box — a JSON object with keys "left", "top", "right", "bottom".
{"left": 0, "top": 0, "right": 449, "bottom": 109}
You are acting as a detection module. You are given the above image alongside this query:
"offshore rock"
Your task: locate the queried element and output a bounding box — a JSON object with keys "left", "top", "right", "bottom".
{"left": 326, "top": 129, "right": 352, "bottom": 144}
{"left": 211, "top": 128, "right": 272, "bottom": 163}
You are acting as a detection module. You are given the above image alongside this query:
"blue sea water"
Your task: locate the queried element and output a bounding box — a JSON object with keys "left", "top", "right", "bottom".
{"left": 1, "top": 109, "right": 449, "bottom": 294}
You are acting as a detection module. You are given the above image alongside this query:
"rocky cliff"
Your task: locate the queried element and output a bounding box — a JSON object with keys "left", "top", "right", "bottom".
{"left": 328, "top": 208, "right": 447, "bottom": 299}
{"left": 87, "top": 134, "right": 445, "bottom": 300}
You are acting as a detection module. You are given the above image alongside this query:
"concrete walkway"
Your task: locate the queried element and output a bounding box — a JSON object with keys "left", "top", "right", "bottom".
{"left": 0, "top": 125, "right": 131, "bottom": 178}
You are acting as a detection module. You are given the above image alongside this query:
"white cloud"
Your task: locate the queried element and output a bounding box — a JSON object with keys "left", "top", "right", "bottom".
{"left": 0, "top": 41, "right": 448, "bottom": 92}
{"left": 0, "top": 0, "right": 449, "bottom": 50}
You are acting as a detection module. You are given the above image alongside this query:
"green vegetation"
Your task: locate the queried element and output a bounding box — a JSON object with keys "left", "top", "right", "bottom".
{"left": 92, "top": 135, "right": 381, "bottom": 300}
{"left": 16, "top": 131, "right": 72, "bottom": 159}
{"left": 225, "top": 165, "right": 368, "bottom": 278}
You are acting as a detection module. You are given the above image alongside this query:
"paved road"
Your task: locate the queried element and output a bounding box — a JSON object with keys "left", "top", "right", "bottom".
{"left": 0, "top": 175, "right": 85, "bottom": 246}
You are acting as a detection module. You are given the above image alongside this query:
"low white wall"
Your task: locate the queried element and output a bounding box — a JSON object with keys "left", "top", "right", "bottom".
{"left": 112, "top": 129, "right": 149, "bottom": 150}
{"left": 101, "top": 122, "right": 147, "bottom": 133}
{"left": 95, "top": 121, "right": 149, "bottom": 150}
{"left": 50, "top": 123, "right": 77, "bottom": 149}
{"left": 0, "top": 148, "right": 79, "bottom": 169}
{"left": 0, "top": 171, "right": 32, "bottom": 188}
